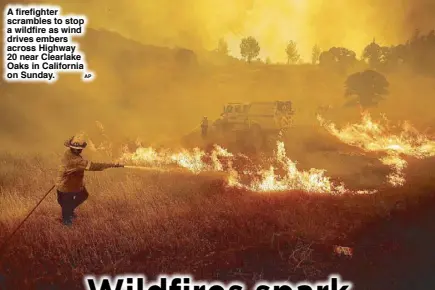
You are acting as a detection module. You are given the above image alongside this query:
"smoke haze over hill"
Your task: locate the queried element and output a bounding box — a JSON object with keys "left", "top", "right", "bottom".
{"left": 11, "top": 0, "right": 434, "bottom": 62}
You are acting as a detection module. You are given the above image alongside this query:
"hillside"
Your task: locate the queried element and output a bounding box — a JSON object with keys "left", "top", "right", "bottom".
{"left": 2, "top": 28, "right": 435, "bottom": 154}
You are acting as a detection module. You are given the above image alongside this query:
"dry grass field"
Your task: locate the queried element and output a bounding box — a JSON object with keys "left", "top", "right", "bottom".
{"left": 1, "top": 148, "right": 435, "bottom": 289}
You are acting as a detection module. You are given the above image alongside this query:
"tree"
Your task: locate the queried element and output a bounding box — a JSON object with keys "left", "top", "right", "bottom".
{"left": 363, "top": 30, "right": 435, "bottom": 76}
{"left": 311, "top": 44, "right": 321, "bottom": 64}
{"left": 362, "top": 39, "right": 391, "bottom": 70}
{"left": 319, "top": 47, "right": 357, "bottom": 73}
{"left": 240, "top": 36, "right": 260, "bottom": 63}
{"left": 285, "top": 41, "right": 300, "bottom": 64}
{"left": 216, "top": 38, "right": 229, "bottom": 55}
{"left": 344, "top": 70, "right": 389, "bottom": 108}
{"left": 389, "top": 44, "right": 407, "bottom": 65}
{"left": 362, "top": 40, "right": 382, "bottom": 68}
{"left": 319, "top": 50, "right": 336, "bottom": 67}
{"left": 265, "top": 57, "right": 271, "bottom": 64}
{"left": 406, "top": 29, "right": 435, "bottom": 75}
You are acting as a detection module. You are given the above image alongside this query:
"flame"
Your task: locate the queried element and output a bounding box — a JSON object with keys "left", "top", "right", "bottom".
{"left": 121, "top": 141, "right": 369, "bottom": 194}
{"left": 318, "top": 111, "right": 435, "bottom": 187}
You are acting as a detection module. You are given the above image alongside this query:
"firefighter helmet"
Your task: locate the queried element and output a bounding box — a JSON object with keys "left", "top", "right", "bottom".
{"left": 65, "top": 134, "right": 87, "bottom": 149}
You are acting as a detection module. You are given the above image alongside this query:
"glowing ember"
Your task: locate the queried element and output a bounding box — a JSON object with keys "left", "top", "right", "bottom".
{"left": 318, "top": 111, "right": 435, "bottom": 187}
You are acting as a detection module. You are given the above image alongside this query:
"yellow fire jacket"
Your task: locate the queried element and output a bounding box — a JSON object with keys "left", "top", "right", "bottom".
{"left": 56, "top": 149, "right": 113, "bottom": 193}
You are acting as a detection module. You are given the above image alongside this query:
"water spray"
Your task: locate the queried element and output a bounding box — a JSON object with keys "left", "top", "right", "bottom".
{"left": 123, "top": 165, "right": 229, "bottom": 179}
{"left": 123, "top": 165, "right": 194, "bottom": 174}
{"left": 124, "top": 165, "right": 172, "bottom": 172}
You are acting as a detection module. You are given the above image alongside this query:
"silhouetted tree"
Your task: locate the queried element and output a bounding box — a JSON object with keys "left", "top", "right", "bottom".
{"left": 319, "top": 50, "right": 336, "bottom": 67}
{"left": 319, "top": 47, "right": 357, "bottom": 73}
{"left": 345, "top": 70, "right": 389, "bottom": 108}
{"left": 389, "top": 44, "right": 407, "bottom": 65}
{"left": 285, "top": 41, "right": 300, "bottom": 64}
{"left": 265, "top": 57, "right": 271, "bottom": 64}
{"left": 311, "top": 44, "right": 321, "bottom": 64}
{"left": 240, "top": 36, "right": 260, "bottom": 63}
{"left": 376, "top": 29, "right": 435, "bottom": 75}
{"left": 362, "top": 40, "right": 382, "bottom": 68}
{"left": 362, "top": 39, "right": 392, "bottom": 70}
{"left": 406, "top": 29, "right": 435, "bottom": 75}
{"left": 216, "top": 38, "right": 229, "bottom": 55}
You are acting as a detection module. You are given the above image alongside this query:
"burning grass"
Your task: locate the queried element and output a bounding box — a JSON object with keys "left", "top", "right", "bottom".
{"left": 318, "top": 111, "right": 435, "bottom": 187}
{"left": 119, "top": 141, "right": 367, "bottom": 194}
{"left": 0, "top": 151, "right": 428, "bottom": 290}
{"left": 3, "top": 111, "right": 435, "bottom": 288}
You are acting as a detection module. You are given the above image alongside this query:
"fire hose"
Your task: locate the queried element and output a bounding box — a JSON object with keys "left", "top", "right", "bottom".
{"left": 0, "top": 184, "right": 55, "bottom": 258}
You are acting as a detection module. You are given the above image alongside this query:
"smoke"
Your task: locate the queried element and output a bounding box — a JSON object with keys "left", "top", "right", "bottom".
{"left": 0, "top": 0, "right": 434, "bottom": 154}
{"left": 21, "top": 0, "right": 435, "bottom": 62}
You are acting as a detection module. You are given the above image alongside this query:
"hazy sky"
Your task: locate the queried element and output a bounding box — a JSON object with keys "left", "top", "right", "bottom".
{"left": 7, "top": 0, "right": 435, "bottom": 62}
{"left": 0, "top": 0, "right": 434, "bottom": 151}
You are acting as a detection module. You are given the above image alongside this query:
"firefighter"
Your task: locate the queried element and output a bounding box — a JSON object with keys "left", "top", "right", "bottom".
{"left": 56, "top": 134, "right": 123, "bottom": 226}
{"left": 201, "top": 116, "right": 208, "bottom": 138}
